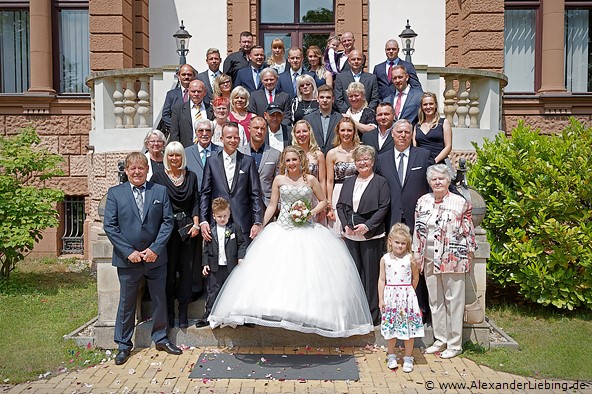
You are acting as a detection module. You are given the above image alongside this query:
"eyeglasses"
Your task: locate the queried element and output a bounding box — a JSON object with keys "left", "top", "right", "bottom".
{"left": 196, "top": 128, "right": 212, "bottom": 134}
{"left": 148, "top": 140, "right": 163, "bottom": 145}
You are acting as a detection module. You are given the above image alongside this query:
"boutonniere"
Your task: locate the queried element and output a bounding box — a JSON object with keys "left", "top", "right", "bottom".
{"left": 224, "top": 229, "right": 233, "bottom": 238}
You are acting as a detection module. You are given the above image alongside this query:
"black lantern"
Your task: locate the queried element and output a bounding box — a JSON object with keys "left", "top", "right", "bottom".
{"left": 399, "top": 20, "right": 418, "bottom": 63}
{"left": 173, "top": 21, "right": 192, "bottom": 65}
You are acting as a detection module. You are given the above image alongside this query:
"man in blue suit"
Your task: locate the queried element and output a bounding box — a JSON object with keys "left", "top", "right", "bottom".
{"left": 384, "top": 65, "right": 423, "bottom": 127}
{"left": 234, "top": 46, "right": 266, "bottom": 93}
{"left": 103, "top": 152, "right": 181, "bottom": 366}
{"left": 277, "top": 47, "right": 306, "bottom": 101}
{"left": 373, "top": 40, "right": 421, "bottom": 100}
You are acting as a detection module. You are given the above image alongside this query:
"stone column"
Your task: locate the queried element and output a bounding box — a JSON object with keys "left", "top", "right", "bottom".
{"left": 539, "top": 0, "right": 566, "bottom": 93}
{"left": 27, "top": 0, "right": 55, "bottom": 95}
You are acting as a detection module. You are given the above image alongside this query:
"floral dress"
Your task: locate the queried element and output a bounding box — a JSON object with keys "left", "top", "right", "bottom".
{"left": 381, "top": 253, "right": 425, "bottom": 340}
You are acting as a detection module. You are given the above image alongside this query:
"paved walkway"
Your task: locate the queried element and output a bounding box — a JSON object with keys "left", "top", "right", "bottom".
{"left": 2, "top": 345, "right": 590, "bottom": 393}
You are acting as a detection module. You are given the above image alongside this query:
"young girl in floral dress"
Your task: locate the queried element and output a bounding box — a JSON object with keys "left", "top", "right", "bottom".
{"left": 378, "top": 223, "right": 425, "bottom": 372}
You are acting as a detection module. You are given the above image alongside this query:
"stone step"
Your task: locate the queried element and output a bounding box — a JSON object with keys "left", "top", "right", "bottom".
{"left": 131, "top": 319, "right": 434, "bottom": 349}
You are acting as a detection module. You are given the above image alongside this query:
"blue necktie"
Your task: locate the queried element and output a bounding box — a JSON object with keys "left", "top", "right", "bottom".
{"left": 133, "top": 186, "right": 144, "bottom": 220}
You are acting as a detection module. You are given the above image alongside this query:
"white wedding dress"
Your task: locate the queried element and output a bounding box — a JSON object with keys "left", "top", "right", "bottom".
{"left": 208, "top": 184, "right": 373, "bottom": 337}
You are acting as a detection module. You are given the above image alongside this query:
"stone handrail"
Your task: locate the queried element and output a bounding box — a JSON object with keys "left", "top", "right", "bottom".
{"left": 86, "top": 65, "right": 507, "bottom": 153}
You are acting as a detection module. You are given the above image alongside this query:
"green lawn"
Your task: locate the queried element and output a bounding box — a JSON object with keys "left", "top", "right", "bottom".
{"left": 0, "top": 258, "right": 106, "bottom": 384}
{"left": 463, "top": 282, "right": 592, "bottom": 380}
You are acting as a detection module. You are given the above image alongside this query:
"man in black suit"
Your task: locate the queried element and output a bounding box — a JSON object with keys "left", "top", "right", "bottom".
{"left": 383, "top": 65, "right": 423, "bottom": 127}
{"left": 170, "top": 79, "right": 214, "bottom": 148}
{"left": 303, "top": 84, "right": 342, "bottom": 155}
{"left": 184, "top": 118, "right": 220, "bottom": 298}
{"left": 234, "top": 46, "right": 266, "bottom": 93}
{"left": 334, "top": 49, "right": 380, "bottom": 113}
{"left": 239, "top": 116, "right": 281, "bottom": 206}
{"left": 375, "top": 119, "right": 434, "bottom": 321}
{"left": 338, "top": 31, "right": 356, "bottom": 73}
{"left": 264, "top": 104, "right": 291, "bottom": 151}
{"left": 160, "top": 64, "right": 196, "bottom": 135}
{"left": 103, "top": 152, "right": 181, "bottom": 366}
{"left": 196, "top": 48, "right": 222, "bottom": 102}
{"left": 222, "top": 31, "right": 253, "bottom": 84}
{"left": 373, "top": 39, "right": 421, "bottom": 100}
{"left": 247, "top": 68, "right": 292, "bottom": 125}
{"left": 199, "top": 122, "right": 264, "bottom": 246}
{"left": 361, "top": 102, "right": 395, "bottom": 155}
{"left": 277, "top": 47, "right": 305, "bottom": 101}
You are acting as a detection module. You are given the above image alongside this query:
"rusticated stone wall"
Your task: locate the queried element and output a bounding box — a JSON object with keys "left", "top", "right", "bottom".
{"left": 0, "top": 113, "right": 91, "bottom": 256}
{"left": 503, "top": 115, "right": 592, "bottom": 136}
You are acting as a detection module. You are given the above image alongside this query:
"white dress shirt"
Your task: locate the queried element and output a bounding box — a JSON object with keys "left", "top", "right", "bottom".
{"left": 223, "top": 150, "right": 237, "bottom": 189}
{"left": 394, "top": 146, "right": 411, "bottom": 184}
{"left": 268, "top": 127, "right": 284, "bottom": 151}
{"left": 216, "top": 224, "right": 227, "bottom": 266}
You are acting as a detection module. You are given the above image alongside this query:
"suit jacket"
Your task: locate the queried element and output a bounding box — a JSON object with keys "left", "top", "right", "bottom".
{"left": 239, "top": 143, "right": 281, "bottom": 206}
{"left": 247, "top": 89, "right": 292, "bottom": 125}
{"left": 199, "top": 150, "right": 264, "bottom": 237}
{"left": 264, "top": 124, "right": 291, "bottom": 150}
{"left": 185, "top": 143, "right": 220, "bottom": 192}
{"left": 303, "top": 109, "right": 343, "bottom": 155}
{"left": 169, "top": 101, "right": 215, "bottom": 148}
{"left": 223, "top": 50, "right": 250, "bottom": 84}
{"left": 196, "top": 70, "right": 218, "bottom": 102}
{"left": 202, "top": 222, "right": 247, "bottom": 273}
{"left": 384, "top": 87, "right": 423, "bottom": 127}
{"left": 235, "top": 66, "right": 262, "bottom": 93}
{"left": 277, "top": 68, "right": 305, "bottom": 101}
{"left": 103, "top": 181, "right": 174, "bottom": 268}
{"left": 161, "top": 87, "right": 183, "bottom": 129}
{"left": 361, "top": 127, "right": 394, "bottom": 155}
{"left": 336, "top": 174, "right": 391, "bottom": 239}
{"left": 375, "top": 146, "right": 434, "bottom": 231}
{"left": 334, "top": 71, "right": 380, "bottom": 113}
{"left": 372, "top": 58, "right": 421, "bottom": 100}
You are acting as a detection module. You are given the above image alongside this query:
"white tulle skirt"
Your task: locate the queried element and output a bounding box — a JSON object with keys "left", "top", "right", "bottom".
{"left": 208, "top": 222, "right": 373, "bottom": 337}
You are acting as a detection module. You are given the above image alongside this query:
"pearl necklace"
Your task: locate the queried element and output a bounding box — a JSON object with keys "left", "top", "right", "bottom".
{"left": 167, "top": 170, "right": 184, "bottom": 186}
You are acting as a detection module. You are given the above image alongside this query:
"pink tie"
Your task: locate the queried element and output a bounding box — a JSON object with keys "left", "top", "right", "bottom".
{"left": 183, "top": 89, "right": 189, "bottom": 103}
{"left": 387, "top": 61, "right": 394, "bottom": 83}
{"left": 394, "top": 91, "right": 403, "bottom": 118}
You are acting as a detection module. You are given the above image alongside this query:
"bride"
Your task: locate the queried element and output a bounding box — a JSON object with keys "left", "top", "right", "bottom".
{"left": 208, "top": 146, "right": 373, "bottom": 337}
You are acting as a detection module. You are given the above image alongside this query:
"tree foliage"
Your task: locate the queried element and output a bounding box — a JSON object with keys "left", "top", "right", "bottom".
{"left": 0, "top": 127, "right": 64, "bottom": 279}
{"left": 469, "top": 119, "right": 592, "bottom": 310}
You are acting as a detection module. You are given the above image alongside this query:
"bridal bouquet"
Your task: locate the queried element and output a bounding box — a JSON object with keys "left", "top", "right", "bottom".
{"left": 289, "top": 199, "right": 311, "bottom": 226}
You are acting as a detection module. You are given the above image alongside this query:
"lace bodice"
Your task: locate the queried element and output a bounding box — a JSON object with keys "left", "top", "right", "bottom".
{"left": 308, "top": 162, "right": 318, "bottom": 178}
{"left": 334, "top": 161, "right": 357, "bottom": 182}
{"left": 277, "top": 184, "right": 315, "bottom": 229}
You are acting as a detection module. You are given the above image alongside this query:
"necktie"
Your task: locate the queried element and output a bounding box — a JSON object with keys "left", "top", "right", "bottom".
{"left": 183, "top": 89, "right": 189, "bottom": 103}
{"left": 194, "top": 105, "right": 202, "bottom": 121}
{"left": 225, "top": 155, "right": 234, "bottom": 188}
{"left": 397, "top": 153, "right": 405, "bottom": 184}
{"left": 133, "top": 186, "right": 144, "bottom": 220}
{"left": 292, "top": 72, "right": 298, "bottom": 95}
{"left": 201, "top": 148, "right": 207, "bottom": 166}
{"left": 387, "top": 61, "right": 394, "bottom": 83}
{"left": 394, "top": 91, "right": 403, "bottom": 118}
{"left": 254, "top": 68, "right": 261, "bottom": 88}
{"left": 268, "top": 90, "right": 273, "bottom": 104}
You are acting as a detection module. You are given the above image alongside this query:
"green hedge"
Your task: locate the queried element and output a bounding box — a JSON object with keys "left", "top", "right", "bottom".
{"left": 469, "top": 118, "right": 592, "bottom": 310}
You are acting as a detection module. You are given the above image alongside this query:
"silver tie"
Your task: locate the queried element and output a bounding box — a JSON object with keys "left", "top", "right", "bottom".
{"left": 397, "top": 153, "right": 405, "bottom": 184}
{"left": 133, "top": 186, "right": 144, "bottom": 220}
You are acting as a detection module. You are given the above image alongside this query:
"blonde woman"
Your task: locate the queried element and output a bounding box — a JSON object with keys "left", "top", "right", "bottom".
{"left": 306, "top": 45, "right": 332, "bottom": 87}
{"left": 290, "top": 74, "right": 319, "bottom": 123}
{"left": 414, "top": 92, "right": 453, "bottom": 165}
{"left": 212, "top": 73, "right": 232, "bottom": 100}
{"left": 228, "top": 86, "right": 255, "bottom": 140}
{"left": 267, "top": 38, "right": 287, "bottom": 74}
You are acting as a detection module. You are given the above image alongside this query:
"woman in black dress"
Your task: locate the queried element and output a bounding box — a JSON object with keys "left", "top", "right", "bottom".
{"left": 151, "top": 141, "right": 200, "bottom": 328}
{"left": 413, "top": 92, "right": 453, "bottom": 165}
{"left": 290, "top": 74, "right": 320, "bottom": 123}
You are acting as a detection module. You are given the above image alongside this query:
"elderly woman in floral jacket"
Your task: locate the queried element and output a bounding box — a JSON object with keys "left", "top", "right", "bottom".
{"left": 413, "top": 164, "right": 476, "bottom": 359}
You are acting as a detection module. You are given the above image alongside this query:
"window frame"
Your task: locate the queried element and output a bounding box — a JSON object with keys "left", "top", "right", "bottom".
{"left": 504, "top": 0, "right": 542, "bottom": 94}
{"left": 258, "top": 0, "right": 335, "bottom": 49}
{"left": 0, "top": 3, "right": 30, "bottom": 93}
{"left": 565, "top": 1, "right": 592, "bottom": 93}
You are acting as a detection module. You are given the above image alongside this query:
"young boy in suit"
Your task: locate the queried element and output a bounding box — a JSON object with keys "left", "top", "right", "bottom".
{"left": 195, "top": 197, "right": 247, "bottom": 327}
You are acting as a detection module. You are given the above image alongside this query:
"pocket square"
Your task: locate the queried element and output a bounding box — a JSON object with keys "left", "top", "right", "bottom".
{"left": 230, "top": 233, "right": 236, "bottom": 239}
{"left": 411, "top": 166, "right": 423, "bottom": 171}
{"left": 239, "top": 169, "right": 245, "bottom": 174}
{"left": 153, "top": 200, "right": 162, "bottom": 204}
{"left": 264, "top": 161, "right": 275, "bottom": 165}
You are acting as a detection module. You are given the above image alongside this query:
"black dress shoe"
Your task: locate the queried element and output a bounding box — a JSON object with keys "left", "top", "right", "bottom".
{"left": 115, "top": 350, "right": 131, "bottom": 365}
{"left": 155, "top": 341, "right": 182, "bottom": 355}
{"left": 195, "top": 319, "right": 209, "bottom": 328}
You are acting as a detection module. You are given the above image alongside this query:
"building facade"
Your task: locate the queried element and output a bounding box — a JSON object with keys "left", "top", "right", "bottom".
{"left": 1, "top": 0, "right": 590, "bottom": 257}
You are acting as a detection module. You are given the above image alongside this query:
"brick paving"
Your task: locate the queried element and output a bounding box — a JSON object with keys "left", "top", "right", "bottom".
{"left": 2, "top": 345, "right": 590, "bottom": 393}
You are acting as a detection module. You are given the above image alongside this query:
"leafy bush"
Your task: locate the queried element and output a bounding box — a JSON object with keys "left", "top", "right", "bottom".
{"left": 0, "top": 127, "right": 64, "bottom": 279}
{"left": 469, "top": 118, "right": 592, "bottom": 310}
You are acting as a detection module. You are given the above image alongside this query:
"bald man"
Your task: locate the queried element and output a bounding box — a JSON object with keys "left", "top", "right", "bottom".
{"left": 373, "top": 39, "right": 421, "bottom": 100}
{"left": 160, "top": 64, "right": 196, "bottom": 134}
{"left": 334, "top": 49, "right": 380, "bottom": 113}
{"left": 170, "top": 79, "right": 215, "bottom": 148}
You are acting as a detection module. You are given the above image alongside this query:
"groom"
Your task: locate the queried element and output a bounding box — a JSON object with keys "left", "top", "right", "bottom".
{"left": 199, "top": 122, "right": 264, "bottom": 246}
